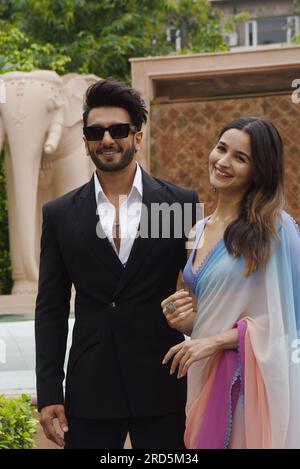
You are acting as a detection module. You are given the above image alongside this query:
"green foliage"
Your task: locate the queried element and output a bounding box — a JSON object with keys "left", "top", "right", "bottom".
{"left": 292, "top": 0, "right": 300, "bottom": 44}
{"left": 0, "top": 25, "right": 71, "bottom": 73}
{"left": 0, "top": 0, "right": 246, "bottom": 81}
{"left": 294, "top": 0, "right": 300, "bottom": 13}
{"left": 0, "top": 50, "right": 12, "bottom": 294}
{"left": 293, "top": 33, "right": 300, "bottom": 44}
{"left": 0, "top": 151, "right": 12, "bottom": 295}
{"left": 0, "top": 394, "right": 38, "bottom": 449}
{"left": 163, "top": 0, "right": 248, "bottom": 53}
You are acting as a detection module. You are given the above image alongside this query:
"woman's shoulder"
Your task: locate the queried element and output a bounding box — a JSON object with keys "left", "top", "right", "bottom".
{"left": 278, "top": 210, "right": 300, "bottom": 237}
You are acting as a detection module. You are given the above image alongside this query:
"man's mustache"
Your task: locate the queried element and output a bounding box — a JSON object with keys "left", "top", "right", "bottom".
{"left": 96, "top": 146, "right": 123, "bottom": 155}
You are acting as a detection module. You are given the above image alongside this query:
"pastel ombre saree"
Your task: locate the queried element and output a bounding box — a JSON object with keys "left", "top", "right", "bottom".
{"left": 183, "top": 211, "right": 300, "bottom": 449}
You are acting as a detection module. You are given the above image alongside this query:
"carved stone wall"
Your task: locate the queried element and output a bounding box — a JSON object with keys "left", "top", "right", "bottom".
{"left": 151, "top": 94, "right": 300, "bottom": 223}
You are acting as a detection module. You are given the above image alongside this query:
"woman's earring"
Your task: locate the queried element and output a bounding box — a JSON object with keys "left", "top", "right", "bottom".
{"left": 212, "top": 186, "right": 217, "bottom": 193}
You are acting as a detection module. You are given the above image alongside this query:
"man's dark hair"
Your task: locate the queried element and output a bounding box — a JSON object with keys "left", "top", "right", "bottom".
{"left": 83, "top": 79, "right": 148, "bottom": 130}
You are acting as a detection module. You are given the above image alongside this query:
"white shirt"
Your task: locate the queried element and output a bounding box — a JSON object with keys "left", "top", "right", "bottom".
{"left": 94, "top": 164, "right": 143, "bottom": 266}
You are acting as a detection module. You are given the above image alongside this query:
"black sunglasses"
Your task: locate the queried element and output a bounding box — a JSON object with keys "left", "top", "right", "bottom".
{"left": 83, "top": 123, "right": 137, "bottom": 141}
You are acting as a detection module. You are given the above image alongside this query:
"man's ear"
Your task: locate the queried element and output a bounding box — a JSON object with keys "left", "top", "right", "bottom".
{"left": 135, "top": 131, "right": 143, "bottom": 150}
{"left": 83, "top": 136, "right": 89, "bottom": 156}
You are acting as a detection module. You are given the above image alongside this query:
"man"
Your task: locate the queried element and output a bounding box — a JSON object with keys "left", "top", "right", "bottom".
{"left": 35, "top": 79, "right": 200, "bottom": 449}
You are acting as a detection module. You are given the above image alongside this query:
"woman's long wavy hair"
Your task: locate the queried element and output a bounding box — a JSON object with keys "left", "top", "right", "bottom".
{"left": 220, "top": 117, "right": 285, "bottom": 276}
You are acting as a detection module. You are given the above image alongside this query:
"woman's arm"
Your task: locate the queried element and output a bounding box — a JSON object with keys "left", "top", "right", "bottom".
{"left": 161, "top": 222, "right": 200, "bottom": 336}
{"left": 214, "top": 328, "right": 238, "bottom": 351}
{"left": 173, "top": 309, "right": 196, "bottom": 336}
{"left": 163, "top": 327, "right": 238, "bottom": 378}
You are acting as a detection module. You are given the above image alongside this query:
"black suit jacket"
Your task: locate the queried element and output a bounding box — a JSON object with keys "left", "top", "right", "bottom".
{"left": 35, "top": 168, "right": 200, "bottom": 419}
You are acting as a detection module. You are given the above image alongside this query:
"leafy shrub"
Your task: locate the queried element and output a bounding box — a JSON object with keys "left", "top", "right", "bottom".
{"left": 0, "top": 394, "right": 38, "bottom": 449}
{"left": 0, "top": 151, "right": 12, "bottom": 294}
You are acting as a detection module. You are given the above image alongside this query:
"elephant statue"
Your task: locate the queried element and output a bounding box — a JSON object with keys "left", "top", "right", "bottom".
{"left": 0, "top": 70, "right": 100, "bottom": 295}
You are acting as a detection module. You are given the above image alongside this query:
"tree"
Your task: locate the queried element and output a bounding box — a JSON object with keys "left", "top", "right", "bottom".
{"left": 163, "top": 0, "right": 247, "bottom": 53}
{"left": 0, "top": 152, "right": 12, "bottom": 295}
{"left": 0, "top": 24, "right": 71, "bottom": 74}
{"left": 294, "top": 0, "right": 300, "bottom": 12}
{"left": 0, "top": 0, "right": 245, "bottom": 81}
{"left": 0, "top": 54, "right": 12, "bottom": 293}
{"left": 293, "top": 0, "right": 300, "bottom": 44}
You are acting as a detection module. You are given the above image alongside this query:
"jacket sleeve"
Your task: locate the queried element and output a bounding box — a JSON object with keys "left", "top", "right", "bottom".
{"left": 35, "top": 203, "right": 72, "bottom": 411}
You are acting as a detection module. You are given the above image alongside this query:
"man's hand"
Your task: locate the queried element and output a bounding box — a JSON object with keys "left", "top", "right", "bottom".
{"left": 40, "top": 404, "right": 69, "bottom": 447}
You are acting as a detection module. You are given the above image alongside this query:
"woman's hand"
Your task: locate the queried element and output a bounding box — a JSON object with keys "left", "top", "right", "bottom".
{"left": 162, "top": 337, "right": 219, "bottom": 379}
{"left": 161, "top": 289, "right": 196, "bottom": 335}
{"left": 162, "top": 328, "right": 239, "bottom": 378}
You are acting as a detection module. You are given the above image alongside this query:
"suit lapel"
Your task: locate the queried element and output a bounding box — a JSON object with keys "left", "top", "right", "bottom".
{"left": 114, "top": 169, "right": 167, "bottom": 297}
{"left": 74, "top": 176, "right": 124, "bottom": 279}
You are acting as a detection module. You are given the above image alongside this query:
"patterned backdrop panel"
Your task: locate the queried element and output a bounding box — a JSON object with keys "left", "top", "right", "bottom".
{"left": 150, "top": 95, "right": 300, "bottom": 224}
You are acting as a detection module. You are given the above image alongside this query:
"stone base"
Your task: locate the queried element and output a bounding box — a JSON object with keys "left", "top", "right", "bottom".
{"left": 0, "top": 294, "right": 37, "bottom": 316}
{"left": 0, "top": 293, "right": 75, "bottom": 316}
{"left": 11, "top": 280, "right": 38, "bottom": 296}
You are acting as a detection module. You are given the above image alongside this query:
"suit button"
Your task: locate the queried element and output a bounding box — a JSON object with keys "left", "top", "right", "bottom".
{"left": 110, "top": 302, "right": 116, "bottom": 308}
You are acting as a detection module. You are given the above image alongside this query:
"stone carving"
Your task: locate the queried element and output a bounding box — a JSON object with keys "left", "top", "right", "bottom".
{"left": 0, "top": 71, "right": 99, "bottom": 294}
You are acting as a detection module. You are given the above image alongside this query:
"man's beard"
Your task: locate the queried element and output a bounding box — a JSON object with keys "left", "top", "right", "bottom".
{"left": 88, "top": 141, "right": 135, "bottom": 173}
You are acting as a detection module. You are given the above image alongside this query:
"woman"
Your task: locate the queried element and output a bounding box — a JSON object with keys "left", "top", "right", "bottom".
{"left": 161, "top": 117, "right": 300, "bottom": 449}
